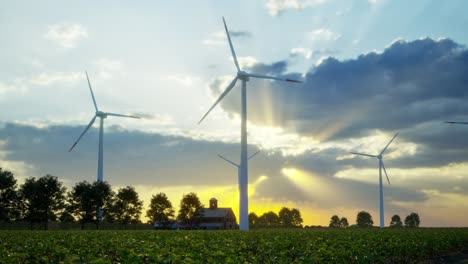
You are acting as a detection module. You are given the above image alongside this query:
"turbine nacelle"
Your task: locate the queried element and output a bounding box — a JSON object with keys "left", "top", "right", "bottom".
{"left": 96, "top": 111, "right": 108, "bottom": 118}
{"left": 237, "top": 71, "right": 250, "bottom": 80}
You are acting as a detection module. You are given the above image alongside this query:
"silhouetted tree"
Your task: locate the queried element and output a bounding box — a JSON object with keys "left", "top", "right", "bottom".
{"left": 69, "top": 181, "right": 114, "bottom": 229}
{"left": 19, "top": 175, "right": 66, "bottom": 230}
{"left": 290, "top": 208, "right": 303, "bottom": 227}
{"left": 68, "top": 181, "right": 94, "bottom": 229}
{"left": 112, "top": 186, "right": 143, "bottom": 228}
{"left": 356, "top": 211, "right": 373, "bottom": 227}
{"left": 404, "top": 212, "right": 420, "bottom": 228}
{"left": 390, "top": 214, "right": 403, "bottom": 227}
{"left": 58, "top": 207, "right": 75, "bottom": 223}
{"left": 146, "top": 192, "right": 174, "bottom": 224}
{"left": 177, "top": 192, "right": 203, "bottom": 226}
{"left": 258, "top": 211, "right": 280, "bottom": 228}
{"left": 329, "top": 215, "right": 341, "bottom": 228}
{"left": 279, "top": 207, "right": 294, "bottom": 227}
{"left": 93, "top": 181, "right": 115, "bottom": 226}
{"left": 249, "top": 212, "right": 258, "bottom": 227}
{"left": 340, "top": 217, "right": 349, "bottom": 228}
{"left": 0, "top": 168, "right": 20, "bottom": 223}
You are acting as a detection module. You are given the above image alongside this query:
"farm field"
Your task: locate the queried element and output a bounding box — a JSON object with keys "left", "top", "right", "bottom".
{"left": 0, "top": 228, "right": 467, "bottom": 263}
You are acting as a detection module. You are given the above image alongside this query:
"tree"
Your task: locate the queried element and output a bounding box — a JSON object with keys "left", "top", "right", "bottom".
{"left": 58, "top": 207, "right": 75, "bottom": 223}
{"left": 404, "top": 212, "right": 420, "bottom": 228}
{"left": 146, "top": 192, "right": 174, "bottom": 224}
{"left": 390, "top": 214, "right": 403, "bottom": 228}
{"left": 248, "top": 212, "right": 258, "bottom": 227}
{"left": 68, "top": 181, "right": 114, "bottom": 229}
{"left": 19, "top": 175, "right": 66, "bottom": 230}
{"left": 356, "top": 211, "right": 373, "bottom": 227}
{"left": 279, "top": 207, "right": 293, "bottom": 227}
{"left": 279, "top": 207, "right": 303, "bottom": 227}
{"left": 93, "top": 181, "right": 115, "bottom": 225}
{"left": 112, "top": 186, "right": 143, "bottom": 228}
{"left": 0, "top": 168, "right": 20, "bottom": 223}
{"left": 329, "top": 215, "right": 341, "bottom": 228}
{"left": 340, "top": 217, "right": 349, "bottom": 228}
{"left": 68, "top": 181, "right": 94, "bottom": 229}
{"left": 177, "top": 192, "right": 203, "bottom": 226}
{"left": 258, "top": 211, "right": 279, "bottom": 228}
{"left": 290, "top": 208, "right": 303, "bottom": 227}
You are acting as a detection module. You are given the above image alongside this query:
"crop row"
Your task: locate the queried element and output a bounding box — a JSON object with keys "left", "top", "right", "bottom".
{"left": 0, "top": 228, "right": 467, "bottom": 263}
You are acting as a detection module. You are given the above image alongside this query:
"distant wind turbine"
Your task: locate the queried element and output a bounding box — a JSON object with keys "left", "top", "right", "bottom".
{"left": 350, "top": 132, "right": 398, "bottom": 228}
{"left": 199, "top": 17, "right": 301, "bottom": 231}
{"left": 217, "top": 150, "right": 260, "bottom": 192}
{"left": 69, "top": 71, "right": 140, "bottom": 221}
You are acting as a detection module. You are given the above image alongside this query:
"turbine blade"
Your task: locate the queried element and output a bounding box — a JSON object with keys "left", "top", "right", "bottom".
{"left": 69, "top": 116, "right": 96, "bottom": 152}
{"left": 248, "top": 73, "right": 302, "bottom": 83}
{"left": 106, "top": 112, "right": 140, "bottom": 119}
{"left": 350, "top": 152, "right": 378, "bottom": 158}
{"left": 382, "top": 161, "right": 391, "bottom": 185}
{"left": 198, "top": 76, "right": 238, "bottom": 124}
{"left": 445, "top": 121, "right": 468, "bottom": 125}
{"left": 248, "top": 150, "right": 260, "bottom": 160}
{"left": 85, "top": 71, "right": 99, "bottom": 111}
{"left": 217, "top": 154, "right": 239, "bottom": 167}
{"left": 223, "top": 17, "right": 240, "bottom": 72}
{"left": 380, "top": 132, "right": 399, "bottom": 155}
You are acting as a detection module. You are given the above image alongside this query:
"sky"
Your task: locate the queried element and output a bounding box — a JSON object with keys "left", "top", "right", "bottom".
{"left": 1, "top": 0, "right": 468, "bottom": 227}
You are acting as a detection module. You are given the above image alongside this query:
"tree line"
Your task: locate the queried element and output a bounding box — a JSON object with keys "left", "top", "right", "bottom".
{"left": 0, "top": 168, "right": 205, "bottom": 229}
{"left": 248, "top": 207, "right": 304, "bottom": 228}
{"left": 328, "top": 211, "right": 421, "bottom": 228}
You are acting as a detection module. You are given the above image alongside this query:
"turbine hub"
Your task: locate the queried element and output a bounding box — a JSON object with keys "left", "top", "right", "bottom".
{"left": 96, "top": 111, "right": 107, "bottom": 118}
{"left": 237, "top": 71, "right": 249, "bottom": 81}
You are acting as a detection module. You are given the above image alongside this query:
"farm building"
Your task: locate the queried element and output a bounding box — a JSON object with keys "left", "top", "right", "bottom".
{"left": 199, "top": 198, "right": 238, "bottom": 230}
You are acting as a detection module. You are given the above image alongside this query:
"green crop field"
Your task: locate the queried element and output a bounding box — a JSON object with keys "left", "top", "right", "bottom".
{"left": 0, "top": 228, "right": 467, "bottom": 263}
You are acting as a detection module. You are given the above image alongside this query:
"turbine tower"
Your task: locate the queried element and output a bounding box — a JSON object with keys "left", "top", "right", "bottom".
{"left": 217, "top": 150, "right": 260, "bottom": 193}
{"left": 350, "top": 132, "right": 398, "bottom": 228}
{"left": 199, "top": 17, "right": 301, "bottom": 231}
{"left": 69, "top": 71, "right": 140, "bottom": 220}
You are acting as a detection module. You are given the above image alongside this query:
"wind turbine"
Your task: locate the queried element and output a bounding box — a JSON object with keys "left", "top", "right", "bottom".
{"left": 199, "top": 17, "right": 301, "bottom": 231}
{"left": 350, "top": 132, "right": 398, "bottom": 228}
{"left": 69, "top": 71, "right": 140, "bottom": 221}
{"left": 218, "top": 150, "right": 260, "bottom": 192}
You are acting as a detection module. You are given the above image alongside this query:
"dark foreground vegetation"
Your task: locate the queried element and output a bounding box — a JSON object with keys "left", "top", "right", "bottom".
{"left": 0, "top": 228, "right": 467, "bottom": 263}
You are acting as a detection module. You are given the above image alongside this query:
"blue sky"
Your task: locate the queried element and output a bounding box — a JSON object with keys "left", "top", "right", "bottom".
{"left": 1, "top": 0, "right": 468, "bottom": 226}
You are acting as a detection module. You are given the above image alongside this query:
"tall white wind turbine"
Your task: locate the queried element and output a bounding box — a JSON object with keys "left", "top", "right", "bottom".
{"left": 69, "top": 71, "right": 140, "bottom": 183}
{"left": 199, "top": 17, "right": 301, "bottom": 231}
{"left": 350, "top": 132, "right": 398, "bottom": 228}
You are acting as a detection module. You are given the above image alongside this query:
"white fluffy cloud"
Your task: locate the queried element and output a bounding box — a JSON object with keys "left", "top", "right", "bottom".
{"left": 44, "top": 22, "right": 88, "bottom": 48}
{"left": 167, "top": 75, "right": 202, "bottom": 87}
{"left": 308, "top": 28, "right": 341, "bottom": 43}
{"left": 290, "top": 48, "right": 313, "bottom": 59}
{"left": 94, "top": 58, "right": 125, "bottom": 80}
{"left": 29, "top": 72, "right": 81, "bottom": 86}
{"left": 265, "top": 0, "right": 328, "bottom": 16}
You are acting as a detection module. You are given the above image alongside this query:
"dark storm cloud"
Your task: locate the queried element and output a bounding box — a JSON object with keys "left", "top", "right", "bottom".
{"left": 209, "top": 37, "right": 468, "bottom": 169}
{"left": 0, "top": 122, "right": 432, "bottom": 208}
{"left": 211, "top": 37, "right": 468, "bottom": 139}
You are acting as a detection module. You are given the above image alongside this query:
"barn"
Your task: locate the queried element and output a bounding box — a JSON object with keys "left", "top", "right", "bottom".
{"left": 199, "top": 198, "right": 238, "bottom": 230}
